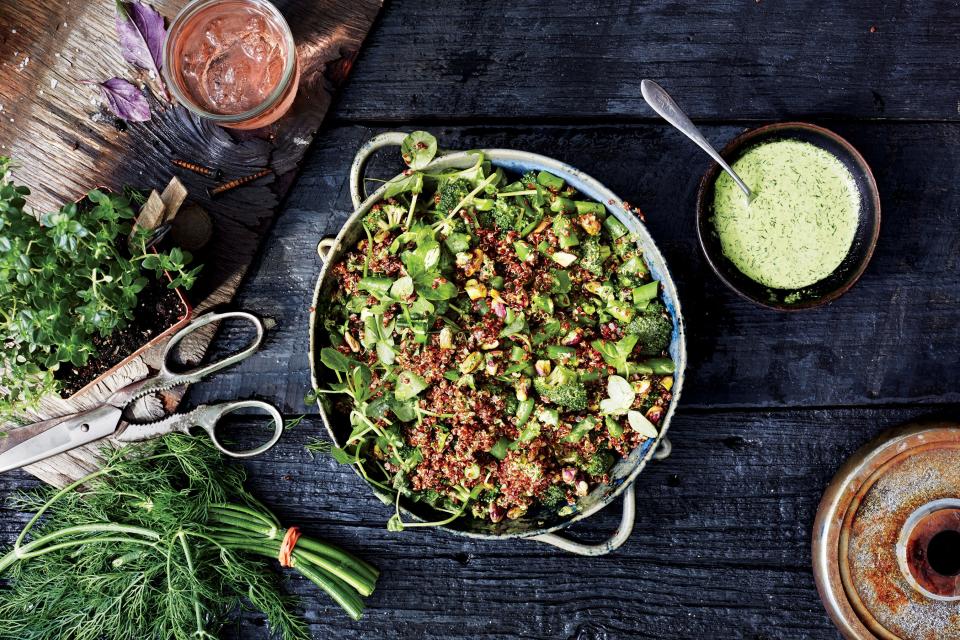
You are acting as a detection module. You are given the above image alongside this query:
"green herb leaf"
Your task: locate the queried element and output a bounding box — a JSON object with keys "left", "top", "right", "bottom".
{"left": 320, "top": 347, "right": 351, "bottom": 372}
{"left": 383, "top": 172, "right": 424, "bottom": 199}
{"left": 390, "top": 275, "right": 414, "bottom": 299}
{"left": 394, "top": 370, "right": 428, "bottom": 401}
{"left": 591, "top": 334, "right": 639, "bottom": 375}
{"left": 400, "top": 131, "right": 438, "bottom": 170}
{"left": 390, "top": 399, "right": 418, "bottom": 422}
{"left": 548, "top": 269, "right": 571, "bottom": 294}
{"left": 489, "top": 437, "right": 511, "bottom": 460}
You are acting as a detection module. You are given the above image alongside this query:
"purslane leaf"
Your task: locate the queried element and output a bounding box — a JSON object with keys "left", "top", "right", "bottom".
{"left": 400, "top": 131, "right": 438, "bottom": 170}
{"left": 320, "top": 347, "right": 350, "bottom": 372}
{"left": 394, "top": 370, "right": 427, "bottom": 401}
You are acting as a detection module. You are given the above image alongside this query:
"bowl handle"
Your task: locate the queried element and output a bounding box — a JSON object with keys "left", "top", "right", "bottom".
{"left": 316, "top": 236, "right": 336, "bottom": 262}
{"left": 349, "top": 131, "right": 455, "bottom": 209}
{"left": 349, "top": 131, "right": 409, "bottom": 210}
{"left": 530, "top": 436, "right": 671, "bottom": 556}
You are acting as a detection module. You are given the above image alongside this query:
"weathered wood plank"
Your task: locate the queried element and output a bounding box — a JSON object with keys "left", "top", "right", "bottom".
{"left": 2, "top": 405, "right": 944, "bottom": 638}
{"left": 0, "top": 0, "right": 383, "bottom": 486}
{"left": 187, "top": 123, "right": 960, "bottom": 411}
{"left": 0, "top": 0, "right": 382, "bottom": 211}
{"left": 333, "top": 0, "right": 960, "bottom": 123}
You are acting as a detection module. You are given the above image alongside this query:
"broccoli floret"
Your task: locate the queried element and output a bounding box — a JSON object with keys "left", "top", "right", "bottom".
{"left": 540, "top": 484, "right": 568, "bottom": 510}
{"left": 612, "top": 235, "right": 636, "bottom": 259}
{"left": 416, "top": 488, "right": 444, "bottom": 508}
{"left": 491, "top": 198, "right": 522, "bottom": 231}
{"left": 502, "top": 391, "right": 519, "bottom": 415}
{"left": 581, "top": 449, "right": 615, "bottom": 477}
{"left": 580, "top": 235, "right": 611, "bottom": 276}
{"left": 537, "top": 382, "right": 587, "bottom": 410}
{"left": 625, "top": 302, "right": 672, "bottom": 355}
{"left": 364, "top": 202, "right": 406, "bottom": 231}
{"left": 437, "top": 179, "right": 472, "bottom": 216}
{"left": 520, "top": 171, "right": 539, "bottom": 189}
{"left": 533, "top": 365, "right": 588, "bottom": 410}
{"left": 363, "top": 205, "right": 385, "bottom": 229}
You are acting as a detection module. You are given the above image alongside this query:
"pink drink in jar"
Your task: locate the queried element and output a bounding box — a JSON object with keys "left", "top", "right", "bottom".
{"left": 164, "top": 0, "right": 298, "bottom": 129}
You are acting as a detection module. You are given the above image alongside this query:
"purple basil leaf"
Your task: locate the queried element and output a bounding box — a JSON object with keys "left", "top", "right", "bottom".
{"left": 115, "top": 2, "right": 166, "bottom": 83}
{"left": 97, "top": 78, "right": 151, "bottom": 122}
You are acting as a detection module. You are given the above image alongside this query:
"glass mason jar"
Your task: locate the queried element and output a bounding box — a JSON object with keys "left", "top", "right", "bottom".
{"left": 163, "top": 0, "right": 299, "bottom": 130}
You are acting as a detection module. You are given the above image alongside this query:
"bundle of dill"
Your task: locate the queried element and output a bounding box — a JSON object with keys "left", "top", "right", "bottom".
{"left": 0, "top": 435, "right": 378, "bottom": 639}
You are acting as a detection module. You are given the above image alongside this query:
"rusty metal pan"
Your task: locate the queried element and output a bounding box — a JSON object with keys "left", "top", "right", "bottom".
{"left": 813, "top": 422, "right": 960, "bottom": 640}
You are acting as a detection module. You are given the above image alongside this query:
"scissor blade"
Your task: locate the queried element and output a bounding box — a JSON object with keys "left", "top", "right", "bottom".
{"left": 0, "top": 405, "right": 122, "bottom": 473}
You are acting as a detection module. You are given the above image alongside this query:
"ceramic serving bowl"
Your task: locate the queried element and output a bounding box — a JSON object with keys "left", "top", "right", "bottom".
{"left": 695, "top": 122, "right": 881, "bottom": 310}
{"left": 308, "top": 132, "right": 687, "bottom": 555}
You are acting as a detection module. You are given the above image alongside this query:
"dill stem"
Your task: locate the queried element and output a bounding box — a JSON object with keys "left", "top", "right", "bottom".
{"left": 218, "top": 538, "right": 365, "bottom": 620}
{"left": 210, "top": 503, "right": 278, "bottom": 532}
{"left": 293, "top": 547, "right": 376, "bottom": 597}
{"left": 15, "top": 465, "right": 117, "bottom": 549}
{"left": 0, "top": 530, "right": 158, "bottom": 573}
{"left": 212, "top": 530, "right": 377, "bottom": 596}
{"left": 15, "top": 452, "right": 178, "bottom": 550}
{"left": 295, "top": 558, "right": 365, "bottom": 621}
{"left": 296, "top": 537, "right": 380, "bottom": 584}
{"left": 176, "top": 530, "right": 206, "bottom": 638}
{"left": 208, "top": 510, "right": 276, "bottom": 539}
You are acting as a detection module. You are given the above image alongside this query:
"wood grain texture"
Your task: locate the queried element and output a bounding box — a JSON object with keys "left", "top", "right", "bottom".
{"left": 2, "top": 2, "right": 958, "bottom": 639}
{"left": 333, "top": 0, "right": 960, "bottom": 123}
{"left": 3, "top": 406, "right": 953, "bottom": 639}
{"left": 187, "top": 124, "right": 960, "bottom": 412}
{"left": 0, "top": 0, "right": 383, "bottom": 486}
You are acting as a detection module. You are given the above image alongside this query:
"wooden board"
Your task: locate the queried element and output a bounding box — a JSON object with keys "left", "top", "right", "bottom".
{"left": 0, "top": 0, "right": 383, "bottom": 486}
{"left": 333, "top": 0, "right": 960, "bottom": 122}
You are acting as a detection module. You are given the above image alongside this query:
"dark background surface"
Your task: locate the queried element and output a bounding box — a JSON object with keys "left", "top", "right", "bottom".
{"left": 3, "top": 1, "right": 960, "bottom": 638}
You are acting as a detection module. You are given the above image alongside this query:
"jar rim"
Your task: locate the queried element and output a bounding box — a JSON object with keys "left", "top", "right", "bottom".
{"left": 162, "top": 0, "right": 297, "bottom": 124}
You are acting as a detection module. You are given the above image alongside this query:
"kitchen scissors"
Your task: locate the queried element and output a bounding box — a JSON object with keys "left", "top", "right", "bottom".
{"left": 0, "top": 311, "right": 284, "bottom": 473}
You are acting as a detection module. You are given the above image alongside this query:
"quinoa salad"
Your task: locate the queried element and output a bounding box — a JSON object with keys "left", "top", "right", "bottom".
{"left": 315, "top": 132, "right": 676, "bottom": 530}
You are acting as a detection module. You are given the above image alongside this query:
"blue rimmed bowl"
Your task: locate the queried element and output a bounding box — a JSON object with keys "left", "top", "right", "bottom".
{"left": 309, "top": 133, "right": 686, "bottom": 555}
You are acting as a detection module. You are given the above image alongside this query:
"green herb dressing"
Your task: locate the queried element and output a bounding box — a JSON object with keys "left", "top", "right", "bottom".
{"left": 712, "top": 139, "right": 860, "bottom": 289}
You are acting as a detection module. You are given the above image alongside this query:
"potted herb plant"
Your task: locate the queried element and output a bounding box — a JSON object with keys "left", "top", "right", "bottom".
{"left": 0, "top": 157, "right": 200, "bottom": 417}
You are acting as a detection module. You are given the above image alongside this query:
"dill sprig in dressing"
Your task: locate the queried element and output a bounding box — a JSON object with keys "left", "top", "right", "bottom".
{"left": 712, "top": 139, "right": 860, "bottom": 289}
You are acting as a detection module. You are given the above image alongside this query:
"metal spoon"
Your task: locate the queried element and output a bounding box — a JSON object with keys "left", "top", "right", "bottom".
{"left": 641, "top": 79, "right": 754, "bottom": 200}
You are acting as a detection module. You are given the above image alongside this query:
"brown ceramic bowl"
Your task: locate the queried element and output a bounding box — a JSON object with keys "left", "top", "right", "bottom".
{"left": 695, "top": 122, "right": 881, "bottom": 310}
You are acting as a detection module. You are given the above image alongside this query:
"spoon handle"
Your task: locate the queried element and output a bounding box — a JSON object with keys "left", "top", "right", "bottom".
{"left": 641, "top": 79, "right": 753, "bottom": 199}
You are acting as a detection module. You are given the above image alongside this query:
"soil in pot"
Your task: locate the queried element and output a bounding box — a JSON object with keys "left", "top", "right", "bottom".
{"left": 54, "top": 277, "right": 186, "bottom": 397}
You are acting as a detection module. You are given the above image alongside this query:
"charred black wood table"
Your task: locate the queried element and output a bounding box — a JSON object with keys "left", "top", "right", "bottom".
{"left": 3, "top": 1, "right": 960, "bottom": 638}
